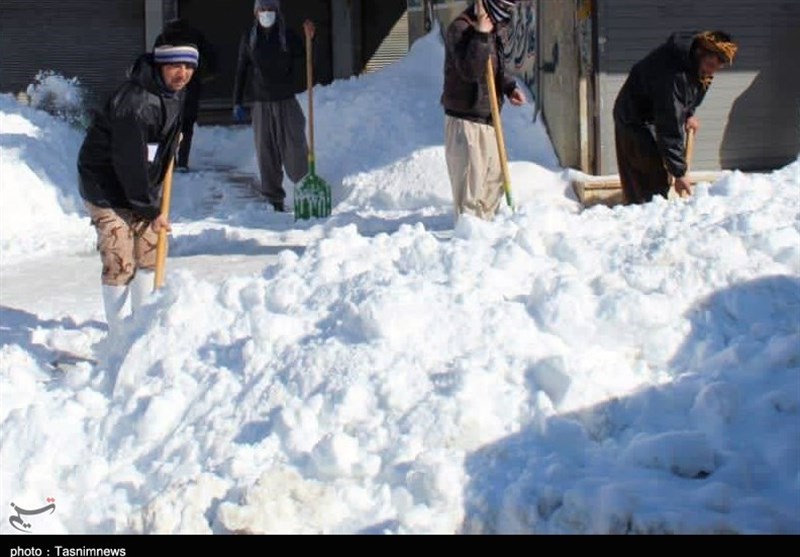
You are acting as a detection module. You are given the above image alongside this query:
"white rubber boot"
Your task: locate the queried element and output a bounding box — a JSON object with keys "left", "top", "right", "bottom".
{"left": 130, "top": 269, "right": 156, "bottom": 314}
{"left": 102, "top": 285, "right": 129, "bottom": 337}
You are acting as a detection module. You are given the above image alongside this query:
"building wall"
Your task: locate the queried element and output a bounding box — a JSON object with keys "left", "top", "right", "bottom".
{"left": 0, "top": 0, "right": 415, "bottom": 118}
{"left": 179, "top": 0, "right": 335, "bottom": 108}
{"left": 0, "top": 0, "right": 147, "bottom": 107}
{"left": 145, "top": 0, "right": 165, "bottom": 52}
{"left": 408, "top": 1, "right": 538, "bottom": 96}
{"left": 332, "top": 0, "right": 358, "bottom": 79}
{"left": 361, "top": 0, "right": 408, "bottom": 73}
{"left": 538, "top": 0, "right": 582, "bottom": 169}
{"left": 181, "top": 0, "right": 410, "bottom": 108}
{"left": 596, "top": 0, "right": 800, "bottom": 174}
{"left": 503, "top": 1, "right": 537, "bottom": 94}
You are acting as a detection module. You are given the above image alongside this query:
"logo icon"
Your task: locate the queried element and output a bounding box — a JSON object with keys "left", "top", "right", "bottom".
{"left": 9, "top": 498, "right": 56, "bottom": 533}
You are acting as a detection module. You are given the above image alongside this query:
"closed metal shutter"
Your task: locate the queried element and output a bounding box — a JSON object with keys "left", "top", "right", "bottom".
{"left": 363, "top": 10, "right": 409, "bottom": 74}
{"left": 597, "top": 0, "right": 800, "bottom": 173}
{"left": 0, "top": 0, "right": 145, "bottom": 107}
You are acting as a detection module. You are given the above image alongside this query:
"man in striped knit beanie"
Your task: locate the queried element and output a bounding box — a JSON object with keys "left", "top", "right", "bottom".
{"left": 441, "top": 0, "right": 526, "bottom": 223}
{"left": 155, "top": 18, "right": 219, "bottom": 172}
{"left": 77, "top": 40, "right": 199, "bottom": 339}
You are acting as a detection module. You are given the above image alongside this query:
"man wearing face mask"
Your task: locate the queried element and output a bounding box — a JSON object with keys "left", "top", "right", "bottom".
{"left": 233, "top": 0, "right": 316, "bottom": 213}
{"left": 442, "top": 0, "right": 526, "bottom": 223}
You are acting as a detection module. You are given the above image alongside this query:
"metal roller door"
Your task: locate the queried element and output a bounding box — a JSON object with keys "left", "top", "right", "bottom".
{"left": 0, "top": 0, "right": 145, "bottom": 107}
{"left": 361, "top": 0, "right": 408, "bottom": 74}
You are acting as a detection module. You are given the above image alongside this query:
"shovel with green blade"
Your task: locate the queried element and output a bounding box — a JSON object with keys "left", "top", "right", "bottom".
{"left": 294, "top": 30, "right": 332, "bottom": 221}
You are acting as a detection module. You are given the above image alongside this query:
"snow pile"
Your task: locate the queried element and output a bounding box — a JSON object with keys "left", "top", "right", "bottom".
{"left": 26, "top": 71, "right": 89, "bottom": 129}
{"left": 3, "top": 162, "right": 799, "bottom": 534}
{"left": 0, "top": 95, "right": 91, "bottom": 263}
{"left": 1, "top": 27, "right": 798, "bottom": 535}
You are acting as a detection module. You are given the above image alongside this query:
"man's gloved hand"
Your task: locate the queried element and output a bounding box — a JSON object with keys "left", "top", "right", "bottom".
{"left": 233, "top": 104, "right": 247, "bottom": 123}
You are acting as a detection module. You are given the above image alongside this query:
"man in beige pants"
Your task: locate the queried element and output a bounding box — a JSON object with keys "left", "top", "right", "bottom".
{"left": 442, "top": 0, "right": 525, "bottom": 222}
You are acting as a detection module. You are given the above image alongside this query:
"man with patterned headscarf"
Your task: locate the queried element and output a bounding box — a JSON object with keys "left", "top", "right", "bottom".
{"left": 613, "top": 30, "right": 738, "bottom": 204}
{"left": 233, "top": 0, "right": 316, "bottom": 213}
{"left": 442, "top": 0, "right": 527, "bottom": 223}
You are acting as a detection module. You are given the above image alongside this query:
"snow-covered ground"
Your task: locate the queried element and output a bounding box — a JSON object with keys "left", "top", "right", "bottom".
{"left": 1, "top": 30, "right": 798, "bottom": 535}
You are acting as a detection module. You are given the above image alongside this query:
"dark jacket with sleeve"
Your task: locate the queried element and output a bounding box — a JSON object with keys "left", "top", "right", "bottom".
{"left": 77, "top": 55, "right": 184, "bottom": 221}
{"left": 441, "top": 8, "right": 517, "bottom": 125}
{"left": 613, "top": 32, "right": 708, "bottom": 178}
{"left": 233, "top": 22, "right": 305, "bottom": 105}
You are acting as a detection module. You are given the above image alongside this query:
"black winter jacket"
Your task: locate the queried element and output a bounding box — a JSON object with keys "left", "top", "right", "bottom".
{"left": 441, "top": 8, "right": 517, "bottom": 125}
{"left": 613, "top": 32, "right": 708, "bottom": 178}
{"left": 233, "top": 23, "right": 305, "bottom": 105}
{"left": 78, "top": 55, "right": 183, "bottom": 221}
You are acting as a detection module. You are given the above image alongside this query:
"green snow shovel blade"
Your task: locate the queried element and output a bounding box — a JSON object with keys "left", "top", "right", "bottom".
{"left": 294, "top": 159, "right": 332, "bottom": 220}
{"left": 294, "top": 31, "right": 332, "bottom": 221}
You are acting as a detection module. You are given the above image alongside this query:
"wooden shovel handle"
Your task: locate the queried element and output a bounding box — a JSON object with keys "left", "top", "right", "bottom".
{"left": 486, "top": 56, "right": 513, "bottom": 209}
{"left": 685, "top": 128, "right": 696, "bottom": 173}
{"left": 678, "top": 128, "right": 696, "bottom": 199}
{"left": 154, "top": 136, "right": 181, "bottom": 291}
{"left": 306, "top": 31, "right": 314, "bottom": 160}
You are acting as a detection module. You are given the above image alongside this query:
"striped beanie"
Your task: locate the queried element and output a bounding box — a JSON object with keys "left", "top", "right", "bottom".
{"left": 153, "top": 44, "right": 200, "bottom": 67}
{"left": 483, "top": 0, "right": 517, "bottom": 24}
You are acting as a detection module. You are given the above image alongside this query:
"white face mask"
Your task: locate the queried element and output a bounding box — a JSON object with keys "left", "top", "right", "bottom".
{"left": 258, "top": 11, "right": 276, "bottom": 28}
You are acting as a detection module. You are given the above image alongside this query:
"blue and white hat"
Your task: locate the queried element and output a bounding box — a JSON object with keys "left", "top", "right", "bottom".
{"left": 153, "top": 44, "right": 200, "bottom": 67}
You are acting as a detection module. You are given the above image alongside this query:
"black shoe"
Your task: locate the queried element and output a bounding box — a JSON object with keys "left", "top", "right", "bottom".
{"left": 176, "top": 165, "right": 190, "bottom": 173}
{"left": 271, "top": 201, "right": 286, "bottom": 213}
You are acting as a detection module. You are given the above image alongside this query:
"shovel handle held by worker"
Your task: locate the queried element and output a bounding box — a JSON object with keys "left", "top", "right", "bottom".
{"left": 486, "top": 56, "right": 514, "bottom": 211}
{"left": 154, "top": 135, "right": 181, "bottom": 291}
{"left": 673, "top": 128, "right": 696, "bottom": 199}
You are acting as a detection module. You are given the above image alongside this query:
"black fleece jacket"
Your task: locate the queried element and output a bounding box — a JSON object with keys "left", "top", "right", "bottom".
{"left": 441, "top": 8, "right": 517, "bottom": 125}
{"left": 613, "top": 32, "right": 708, "bottom": 178}
{"left": 78, "top": 55, "right": 183, "bottom": 220}
{"left": 233, "top": 22, "right": 305, "bottom": 105}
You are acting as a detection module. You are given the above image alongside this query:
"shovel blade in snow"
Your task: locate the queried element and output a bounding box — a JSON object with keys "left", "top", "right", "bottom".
{"left": 294, "top": 165, "right": 332, "bottom": 220}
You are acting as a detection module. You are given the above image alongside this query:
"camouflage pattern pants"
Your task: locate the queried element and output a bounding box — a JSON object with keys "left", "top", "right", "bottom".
{"left": 85, "top": 202, "right": 162, "bottom": 286}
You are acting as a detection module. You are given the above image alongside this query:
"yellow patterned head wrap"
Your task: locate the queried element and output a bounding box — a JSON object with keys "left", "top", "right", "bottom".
{"left": 695, "top": 31, "right": 738, "bottom": 64}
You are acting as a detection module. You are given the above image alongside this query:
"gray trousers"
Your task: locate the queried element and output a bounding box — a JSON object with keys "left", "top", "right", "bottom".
{"left": 445, "top": 116, "right": 504, "bottom": 222}
{"left": 252, "top": 98, "right": 309, "bottom": 203}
